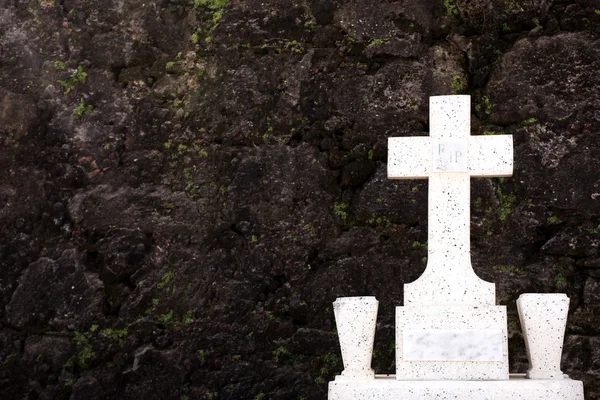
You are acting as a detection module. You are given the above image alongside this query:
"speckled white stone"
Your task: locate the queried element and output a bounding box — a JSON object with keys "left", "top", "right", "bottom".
{"left": 396, "top": 305, "right": 509, "bottom": 380}
{"left": 333, "top": 297, "right": 379, "bottom": 380}
{"left": 388, "top": 95, "right": 513, "bottom": 306}
{"left": 517, "top": 294, "right": 570, "bottom": 380}
{"left": 328, "top": 374, "right": 584, "bottom": 400}
{"left": 327, "top": 95, "right": 584, "bottom": 398}
{"left": 403, "top": 329, "right": 504, "bottom": 361}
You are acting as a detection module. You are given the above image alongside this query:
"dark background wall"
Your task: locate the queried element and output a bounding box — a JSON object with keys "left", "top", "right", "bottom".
{"left": 0, "top": 0, "right": 599, "bottom": 399}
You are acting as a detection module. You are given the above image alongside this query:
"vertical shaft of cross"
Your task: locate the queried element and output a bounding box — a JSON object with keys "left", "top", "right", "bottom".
{"left": 426, "top": 97, "right": 472, "bottom": 283}
{"left": 427, "top": 174, "right": 471, "bottom": 280}
{"left": 389, "top": 96, "right": 512, "bottom": 306}
{"left": 403, "top": 96, "right": 495, "bottom": 306}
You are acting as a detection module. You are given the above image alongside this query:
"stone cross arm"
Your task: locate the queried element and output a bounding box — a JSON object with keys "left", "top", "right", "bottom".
{"left": 387, "top": 96, "right": 513, "bottom": 306}
{"left": 388, "top": 135, "right": 513, "bottom": 179}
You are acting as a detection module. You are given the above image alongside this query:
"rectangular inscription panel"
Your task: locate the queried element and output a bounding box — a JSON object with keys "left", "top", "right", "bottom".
{"left": 403, "top": 329, "right": 503, "bottom": 361}
{"left": 432, "top": 140, "right": 467, "bottom": 172}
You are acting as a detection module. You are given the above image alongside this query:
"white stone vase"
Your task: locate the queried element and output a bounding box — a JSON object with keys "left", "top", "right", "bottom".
{"left": 517, "top": 293, "right": 570, "bottom": 379}
{"left": 333, "top": 296, "right": 378, "bottom": 380}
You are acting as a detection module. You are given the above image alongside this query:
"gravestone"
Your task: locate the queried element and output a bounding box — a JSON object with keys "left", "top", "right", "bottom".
{"left": 388, "top": 95, "right": 512, "bottom": 306}
{"left": 328, "top": 95, "right": 585, "bottom": 399}
{"left": 390, "top": 95, "right": 510, "bottom": 380}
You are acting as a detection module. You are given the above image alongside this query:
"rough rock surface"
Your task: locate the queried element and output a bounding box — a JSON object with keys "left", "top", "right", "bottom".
{"left": 0, "top": 0, "right": 599, "bottom": 399}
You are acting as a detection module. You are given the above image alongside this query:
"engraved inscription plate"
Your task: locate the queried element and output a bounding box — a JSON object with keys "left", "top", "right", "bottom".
{"left": 403, "top": 329, "right": 504, "bottom": 361}
{"left": 433, "top": 141, "right": 467, "bottom": 172}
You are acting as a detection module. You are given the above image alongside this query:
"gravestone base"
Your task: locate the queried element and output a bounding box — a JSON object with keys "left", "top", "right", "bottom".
{"left": 396, "top": 305, "right": 509, "bottom": 380}
{"left": 328, "top": 374, "right": 584, "bottom": 400}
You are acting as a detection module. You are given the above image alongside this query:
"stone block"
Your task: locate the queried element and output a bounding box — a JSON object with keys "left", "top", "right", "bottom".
{"left": 396, "top": 305, "right": 509, "bottom": 380}
{"left": 329, "top": 375, "right": 584, "bottom": 400}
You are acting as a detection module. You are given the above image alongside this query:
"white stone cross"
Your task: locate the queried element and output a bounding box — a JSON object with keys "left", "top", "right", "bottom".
{"left": 388, "top": 95, "right": 513, "bottom": 306}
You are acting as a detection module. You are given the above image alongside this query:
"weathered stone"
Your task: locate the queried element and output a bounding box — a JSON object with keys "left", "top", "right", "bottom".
{"left": 0, "top": 88, "right": 38, "bottom": 143}
{"left": 0, "top": 0, "right": 599, "bottom": 398}
{"left": 427, "top": 43, "right": 468, "bottom": 96}
{"left": 583, "top": 278, "right": 600, "bottom": 306}
{"left": 488, "top": 33, "right": 600, "bottom": 125}
{"left": 6, "top": 250, "right": 104, "bottom": 330}
{"left": 23, "top": 336, "right": 72, "bottom": 373}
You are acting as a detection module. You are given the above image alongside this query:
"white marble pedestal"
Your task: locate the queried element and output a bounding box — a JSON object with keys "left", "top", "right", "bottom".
{"left": 328, "top": 374, "right": 584, "bottom": 400}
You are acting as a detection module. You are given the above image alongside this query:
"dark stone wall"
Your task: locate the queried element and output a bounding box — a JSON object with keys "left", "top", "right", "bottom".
{"left": 0, "top": 0, "right": 599, "bottom": 399}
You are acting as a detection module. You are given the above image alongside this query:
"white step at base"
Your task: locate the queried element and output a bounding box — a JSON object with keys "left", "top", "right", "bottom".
{"left": 329, "top": 374, "right": 584, "bottom": 400}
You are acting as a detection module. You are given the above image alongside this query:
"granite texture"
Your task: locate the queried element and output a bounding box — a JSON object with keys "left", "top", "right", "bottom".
{"left": 389, "top": 96, "right": 513, "bottom": 306}
{"left": 333, "top": 297, "right": 378, "bottom": 380}
{"left": 517, "top": 293, "right": 570, "bottom": 380}
{"left": 329, "top": 375, "right": 584, "bottom": 400}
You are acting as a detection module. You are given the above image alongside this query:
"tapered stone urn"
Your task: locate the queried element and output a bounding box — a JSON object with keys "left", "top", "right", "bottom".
{"left": 333, "top": 297, "right": 379, "bottom": 380}
{"left": 517, "top": 293, "right": 570, "bottom": 380}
